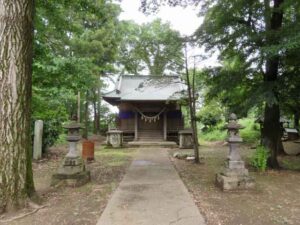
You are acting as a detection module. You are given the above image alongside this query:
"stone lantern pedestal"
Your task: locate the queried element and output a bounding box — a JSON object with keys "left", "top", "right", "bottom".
{"left": 107, "top": 130, "right": 123, "bottom": 148}
{"left": 216, "top": 114, "right": 255, "bottom": 191}
{"left": 52, "top": 120, "right": 90, "bottom": 187}
{"left": 178, "top": 130, "right": 193, "bottom": 149}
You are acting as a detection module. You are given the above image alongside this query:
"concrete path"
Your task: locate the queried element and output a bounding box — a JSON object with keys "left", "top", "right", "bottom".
{"left": 97, "top": 148, "right": 206, "bottom": 225}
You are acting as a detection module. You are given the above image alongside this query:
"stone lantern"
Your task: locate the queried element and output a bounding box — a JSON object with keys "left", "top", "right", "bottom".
{"left": 216, "top": 113, "right": 255, "bottom": 191}
{"left": 52, "top": 119, "right": 90, "bottom": 187}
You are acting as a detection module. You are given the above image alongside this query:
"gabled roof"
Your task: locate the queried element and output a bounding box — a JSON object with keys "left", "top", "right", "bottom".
{"left": 103, "top": 75, "right": 186, "bottom": 105}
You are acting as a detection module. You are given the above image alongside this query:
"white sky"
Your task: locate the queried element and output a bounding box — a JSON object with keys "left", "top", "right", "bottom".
{"left": 119, "top": 0, "right": 202, "bottom": 36}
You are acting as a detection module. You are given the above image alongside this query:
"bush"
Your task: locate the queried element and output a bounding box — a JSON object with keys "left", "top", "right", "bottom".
{"left": 239, "top": 118, "right": 260, "bottom": 143}
{"left": 250, "top": 146, "right": 269, "bottom": 172}
{"left": 200, "top": 122, "right": 227, "bottom": 141}
{"left": 32, "top": 118, "right": 64, "bottom": 153}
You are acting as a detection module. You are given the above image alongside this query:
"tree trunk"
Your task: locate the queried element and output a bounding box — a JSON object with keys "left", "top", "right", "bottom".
{"left": 83, "top": 91, "right": 89, "bottom": 139}
{"left": 96, "top": 87, "right": 101, "bottom": 134}
{"left": 262, "top": 0, "right": 284, "bottom": 168}
{"left": 93, "top": 100, "right": 98, "bottom": 134}
{"left": 184, "top": 45, "right": 200, "bottom": 163}
{"left": 0, "top": 0, "right": 35, "bottom": 212}
{"left": 262, "top": 104, "right": 281, "bottom": 168}
{"left": 77, "top": 91, "right": 81, "bottom": 123}
{"left": 294, "top": 111, "right": 299, "bottom": 129}
{"left": 92, "top": 88, "right": 101, "bottom": 135}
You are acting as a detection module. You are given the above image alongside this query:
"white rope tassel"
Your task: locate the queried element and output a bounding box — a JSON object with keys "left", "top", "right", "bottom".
{"left": 134, "top": 107, "right": 166, "bottom": 123}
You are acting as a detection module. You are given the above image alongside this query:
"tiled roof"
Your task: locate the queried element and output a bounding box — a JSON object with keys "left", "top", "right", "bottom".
{"left": 103, "top": 75, "right": 186, "bottom": 103}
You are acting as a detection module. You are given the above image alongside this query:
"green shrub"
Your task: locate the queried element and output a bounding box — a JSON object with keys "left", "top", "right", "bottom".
{"left": 200, "top": 126, "right": 227, "bottom": 141}
{"left": 199, "top": 118, "right": 261, "bottom": 143}
{"left": 239, "top": 118, "right": 260, "bottom": 143}
{"left": 250, "top": 146, "right": 269, "bottom": 172}
{"left": 54, "top": 133, "right": 67, "bottom": 145}
{"left": 32, "top": 119, "right": 64, "bottom": 153}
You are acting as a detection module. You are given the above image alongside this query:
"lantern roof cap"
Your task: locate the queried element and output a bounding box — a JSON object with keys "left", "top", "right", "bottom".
{"left": 63, "top": 121, "right": 82, "bottom": 129}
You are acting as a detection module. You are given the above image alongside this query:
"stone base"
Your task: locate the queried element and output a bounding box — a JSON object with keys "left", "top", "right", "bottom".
{"left": 179, "top": 133, "right": 193, "bottom": 149}
{"left": 227, "top": 160, "right": 245, "bottom": 169}
{"left": 51, "top": 156, "right": 90, "bottom": 187}
{"left": 51, "top": 171, "right": 90, "bottom": 187}
{"left": 216, "top": 172, "right": 255, "bottom": 191}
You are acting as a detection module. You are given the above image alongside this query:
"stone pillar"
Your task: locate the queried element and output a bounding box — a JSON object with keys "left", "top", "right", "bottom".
{"left": 107, "top": 130, "right": 123, "bottom": 148}
{"left": 163, "top": 111, "right": 167, "bottom": 141}
{"left": 134, "top": 111, "right": 138, "bottom": 141}
{"left": 216, "top": 113, "right": 255, "bottom": 191}
{"left": 33, "top": 120, "right": 43, "bottom": 160}
{"left": 178, "top": 130, "right": 193, "bottom": 149}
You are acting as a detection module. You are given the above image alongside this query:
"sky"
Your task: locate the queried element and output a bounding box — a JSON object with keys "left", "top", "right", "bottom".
{"left": 119, "top": 0, "right": 202, "bottom": 36}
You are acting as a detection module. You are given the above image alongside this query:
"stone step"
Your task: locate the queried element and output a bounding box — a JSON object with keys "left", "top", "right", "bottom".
{"left": 128, "top": 141, "right": 177, "bottom": 147}
{"left": 138, "top": 135, "right": 163, "bottom": 139}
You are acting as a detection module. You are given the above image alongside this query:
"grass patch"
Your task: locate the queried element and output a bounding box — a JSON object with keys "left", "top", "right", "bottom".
{"left": 200, "top": 129, "right": 227, "bottom": 141}
{"left": 94, "top": 146, "right": 137, "bottom": 168}
{"left": 95, "top": 146, "right": 136, "bottom": 157}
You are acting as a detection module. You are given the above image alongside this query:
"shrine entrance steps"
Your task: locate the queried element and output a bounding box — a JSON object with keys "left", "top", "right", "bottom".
{"left": 128, "top": 141, "right": 177, "bottom": 148}
{"left": 138, "top": 130, "right": 164, "bottom": 141}
{"left": 127, "top": 130, "right": 177, "bottom": 147}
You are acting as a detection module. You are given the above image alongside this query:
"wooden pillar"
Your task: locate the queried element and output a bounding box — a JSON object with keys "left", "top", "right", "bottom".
{"left": 134, "top": 111, "right": 138, "bottom": 141}
{"left": 163, "top": 111, "right": 167, "bottom": 141}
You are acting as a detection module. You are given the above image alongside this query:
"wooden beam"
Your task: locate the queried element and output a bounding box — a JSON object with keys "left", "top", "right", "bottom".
{"left": 164, "top": 111, "right": 167, "bottom": 141}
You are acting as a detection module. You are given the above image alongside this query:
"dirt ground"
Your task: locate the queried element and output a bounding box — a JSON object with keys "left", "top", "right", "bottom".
{"left": 1, "top": 139, "right": 300, "bottom": 225}
{"left": 0, "top": 140, "right": 136, "bottom": 225}
{"left": 170, "top": 142, "right": 300, "bottom": 225}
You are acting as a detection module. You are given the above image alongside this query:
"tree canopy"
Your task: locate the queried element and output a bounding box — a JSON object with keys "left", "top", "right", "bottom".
{"left": 118, "top": 19, "right": 184, "bottom": 75}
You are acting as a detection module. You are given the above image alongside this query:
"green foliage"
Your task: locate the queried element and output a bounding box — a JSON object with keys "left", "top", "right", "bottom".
{"left": 200, "top": 128, "right": 227, "bottom": 142}
{"left": 31, "top": 87, "right": 69, "bottom": 152}
{"left": 239, "top": 118, "right": 260, "bottom": 144}
{"left": 197, "top": 100, "right": 223, "bottom": 128}
{"left": 118, "top": 19, "right": 184, "bottom": 75}
{"left": 42, "top": 120, "right": 63, "bottom": 152}
{"left": 250, "top": 146, "right": 270, "bottom": 172}
{"left": 200, "top": 117, "right": 260, "bottom": 143}
{"left": 32, "top": 0, "right": 122, "bottom": 145}
{"left": 55, "top": 133, "right": 67, "bottom": 145}
{"left": 200, "top": 121, "right": 227, "bottom": 142}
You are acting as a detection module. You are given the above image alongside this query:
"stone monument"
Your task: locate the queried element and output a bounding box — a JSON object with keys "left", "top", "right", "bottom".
{"left": 107, "top": 130, "right": 123, "bottom": 148}
{"left": 33, "top": 120, "right": 43, "bottom": 160}
{"left": 178, "top": 130, "right": 193, "bottom": 149}
{"left": 216, "top": 113, "right": 255, "bottom": 191}
{"left": 52, "top": 119, "right": 90, "bottom": 187}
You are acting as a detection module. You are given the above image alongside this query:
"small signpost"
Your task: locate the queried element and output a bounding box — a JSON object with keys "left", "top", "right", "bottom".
{"left": 33, "top": 120, "right": 43, "bottom": 160}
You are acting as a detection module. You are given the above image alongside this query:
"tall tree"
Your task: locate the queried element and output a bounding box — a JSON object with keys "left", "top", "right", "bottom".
{"left": 184, "top": 44, "right": 200, "bottom": 163}
{"left": 118, "top": 19, "right": 184, "bottom": 75}
{"left": 262, "top": 0, "right": 284, "bottom": 168}
{"left": 141, "top": 0, "right": 300, "bottom": 168}
{"left": 0, "top": 0, "right": 35, "bottom": 212}
{"left": 32, "top": 0, "right": 121, "bottom": 140}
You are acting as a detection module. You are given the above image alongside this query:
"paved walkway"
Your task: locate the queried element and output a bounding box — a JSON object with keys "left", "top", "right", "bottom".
{"left": 97, "top": 148, "right": 206, "bottom": 225}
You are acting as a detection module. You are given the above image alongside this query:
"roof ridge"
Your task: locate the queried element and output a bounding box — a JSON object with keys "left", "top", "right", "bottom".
{"left": 121, "top": 74, "right": 180, "bottom": 78}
